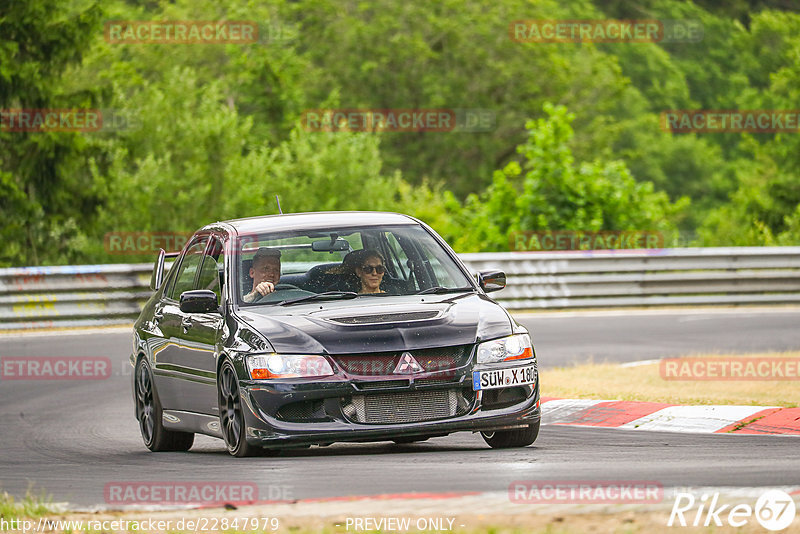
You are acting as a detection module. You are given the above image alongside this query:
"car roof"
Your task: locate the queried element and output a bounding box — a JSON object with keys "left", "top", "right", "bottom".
{"left": 209, "top": 211, "right": 419, "bottom": 235}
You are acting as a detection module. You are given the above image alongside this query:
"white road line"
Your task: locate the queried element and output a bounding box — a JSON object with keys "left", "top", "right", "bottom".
{"left": 619, "top": 359, "right": 661, "bottom": 368}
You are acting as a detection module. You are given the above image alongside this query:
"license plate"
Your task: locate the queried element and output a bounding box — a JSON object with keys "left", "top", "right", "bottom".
{"left": 472, "top": 364, "right": 536, "bottom": 391}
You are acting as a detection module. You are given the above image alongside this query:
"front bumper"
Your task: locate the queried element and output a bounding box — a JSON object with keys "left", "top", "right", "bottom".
{"left": 238, "top": 362, "right": 540, "bottom": 447}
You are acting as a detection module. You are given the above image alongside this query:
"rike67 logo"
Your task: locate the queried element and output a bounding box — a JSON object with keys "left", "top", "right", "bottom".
{"left": 668, "top": 489, "right": 796, "bottom": 531}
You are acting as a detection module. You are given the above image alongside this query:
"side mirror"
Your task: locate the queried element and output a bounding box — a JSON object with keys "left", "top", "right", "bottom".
{"left": 478, "top": 270, "right": 506, "bottom": 293}
{"left": 180, "top": 290, "right": 219, "bottom": 313}
{"left": 150, "top": 249, "right": 166, "bottom": 291}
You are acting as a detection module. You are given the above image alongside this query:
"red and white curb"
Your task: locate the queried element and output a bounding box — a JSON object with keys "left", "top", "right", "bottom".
{"left": 541, "top": 398, "right": 800, "bottom": 435}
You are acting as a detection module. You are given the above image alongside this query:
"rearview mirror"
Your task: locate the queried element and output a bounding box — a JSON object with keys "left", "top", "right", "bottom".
{"left": 180, "top": 290, "right": 219, "bottom": 313}
{"left": 477, "top": 270, "right": 506, "bottom": 293}
{"left": 311, "top": 238, "right": 350, "bottom": 252}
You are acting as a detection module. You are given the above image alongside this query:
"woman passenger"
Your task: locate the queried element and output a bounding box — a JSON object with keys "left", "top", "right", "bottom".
{"left": 342, "top": 249, "right": 387, "bottom": 294}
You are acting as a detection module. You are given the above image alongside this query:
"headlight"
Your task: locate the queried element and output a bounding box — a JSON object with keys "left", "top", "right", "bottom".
{"left": 476, "top": 334, "right": 534, "bottom": 364}
{"left": 246, "top": 354, "right": 334, "bottom": 379}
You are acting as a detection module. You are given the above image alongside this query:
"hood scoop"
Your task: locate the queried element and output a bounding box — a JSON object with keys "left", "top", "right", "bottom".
{"left": 327, "top": 310, "right": 442, "bottom": 325}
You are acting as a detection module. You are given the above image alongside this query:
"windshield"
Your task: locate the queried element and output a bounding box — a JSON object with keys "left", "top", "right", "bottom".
{"left": 235, "top": 224, "right": 473, "bottom": 306}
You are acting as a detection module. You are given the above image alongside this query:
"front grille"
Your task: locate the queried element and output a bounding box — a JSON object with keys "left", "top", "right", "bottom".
{"left": 332, "top": 345, "right": 472, "bottom": 376}
{"left": 342, "top": 388, "right": 474, "bottom": 424}
{"left": 416, "top": 377, "right": 455, "bottom": 385}
{"left": 482, "top": 386, "right": 532, "bottom": 410}
{"left": 276, "top": 400, "right": 327, "bottom": 422}
{"left": 330, "top": 311, "right": 440, "bottom": 324}
{"left": 356, "top": 380, "right": 408, "bottom": 390}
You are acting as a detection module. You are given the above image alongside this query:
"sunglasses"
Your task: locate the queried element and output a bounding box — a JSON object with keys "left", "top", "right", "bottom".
{"left": 360, "top": 264, "right": 386, "bottom": 274}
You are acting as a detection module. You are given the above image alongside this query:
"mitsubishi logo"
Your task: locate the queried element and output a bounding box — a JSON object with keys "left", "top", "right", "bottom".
{"left": 394, "top": 352, "right": 424, "bottom": 374}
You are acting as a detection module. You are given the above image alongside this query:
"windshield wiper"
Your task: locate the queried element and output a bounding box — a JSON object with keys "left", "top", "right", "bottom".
{"left": 416, "top": 286, "right": 474, "bottom": 295}
{"left": 277, "top": 291, "right": 359, "bottom": 306}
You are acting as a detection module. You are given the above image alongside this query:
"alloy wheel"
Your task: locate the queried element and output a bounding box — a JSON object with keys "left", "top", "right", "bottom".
{"left": 135, "top": 362, "right": 155, "bottom": 445}
{"left": 219, "top": 364, "right": 242, "bottom": 449}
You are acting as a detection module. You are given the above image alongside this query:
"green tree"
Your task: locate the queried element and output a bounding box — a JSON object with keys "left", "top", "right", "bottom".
{"left": 0, "top": 0, "right": 104, "bottom": 266}
{"left": 82, "top": 65, "right": 431, "bottom": 261}
{"left": 445, "top": 104, "right": 687, "bottom": 251}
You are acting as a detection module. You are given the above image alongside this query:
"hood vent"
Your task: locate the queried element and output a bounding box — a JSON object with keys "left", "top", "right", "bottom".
{"left": 328, "top": 310, "right": 441, "bottom": 325}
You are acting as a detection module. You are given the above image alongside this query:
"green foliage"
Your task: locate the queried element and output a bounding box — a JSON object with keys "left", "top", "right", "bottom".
{"left": 0, "top": 0, "right": 105, "bottom": 266}
{"left": 1, "top": 0, "right": 799, "bottom": 265}
{"left": 697, "top": 140, "right": 800, "bottom": 246}
{"left": 443, "top": 104, "right": 687, "bottom": 251}
{"left": 82, "top": 67, "right": 407, "bottom": 261}
{"left": 694, "top": 9, "right": 800, "bottom": 246}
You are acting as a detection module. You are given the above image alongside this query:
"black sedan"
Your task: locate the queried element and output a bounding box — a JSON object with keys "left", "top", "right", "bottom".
{"left": 131, "top": 212, "right": 540, "bottom": 456}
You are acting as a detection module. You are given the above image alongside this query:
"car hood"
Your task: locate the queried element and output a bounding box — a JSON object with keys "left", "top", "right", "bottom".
{"left": 235, "top": 293, "right": 513, "bottom": 354}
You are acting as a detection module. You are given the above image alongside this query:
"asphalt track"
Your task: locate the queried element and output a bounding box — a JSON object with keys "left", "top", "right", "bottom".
{"left": 0, "top": 308, "right": 799, "bottom": 508}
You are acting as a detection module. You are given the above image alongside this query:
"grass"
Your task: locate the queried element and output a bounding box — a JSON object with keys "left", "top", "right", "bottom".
{"left": 540, "top": 351, "right": 800, "bottom": 407}
{"left": 0, "top": 490, "right": 52, "bottom": 522}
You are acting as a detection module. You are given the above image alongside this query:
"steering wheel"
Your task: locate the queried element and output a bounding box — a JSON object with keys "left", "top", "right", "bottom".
{"left": 253, "top": 283, "right": 311, "bottom": 303}
{"left": 274, "top": 283, "right": 299, "bottom": 290}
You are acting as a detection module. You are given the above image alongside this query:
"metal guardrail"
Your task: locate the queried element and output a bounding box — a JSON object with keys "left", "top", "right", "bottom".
{"left": 461, "top": 247, "right": 800, "bottom": 309}
{"left": 0, "top": 264, "right": 152, "bottom": 330}
{"left": 1, "top": 247, "right": 799, "bottom": 329}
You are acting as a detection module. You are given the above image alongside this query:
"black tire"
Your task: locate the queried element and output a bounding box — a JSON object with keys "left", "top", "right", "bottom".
{"left": 135, "top": 358, "right": 194, "bottom": 452}
{"left": 481, "top": 420, "right": 540, "bottom": 449}
{"left": 218, "top": 361, "right": 261, "bottom": 457}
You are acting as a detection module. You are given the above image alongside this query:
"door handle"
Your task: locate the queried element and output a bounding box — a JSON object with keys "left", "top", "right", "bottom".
{"left": 181, "top": 317, "right": 193, "bottom": 332}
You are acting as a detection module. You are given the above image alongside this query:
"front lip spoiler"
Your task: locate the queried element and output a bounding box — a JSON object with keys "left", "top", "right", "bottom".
{"left": 241, "top": 391, "right": 541, "bottom": 447}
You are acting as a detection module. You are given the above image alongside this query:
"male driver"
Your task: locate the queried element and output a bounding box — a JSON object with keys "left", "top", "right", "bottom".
{"left": 243, "top": 247, "right": 281, "bottom": 303}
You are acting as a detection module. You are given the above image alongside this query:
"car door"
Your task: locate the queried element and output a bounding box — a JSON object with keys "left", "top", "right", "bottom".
{"left": 152, "top": 237, "right": 208, "bottom": 411}
{"left": 174, "top": 235, "right": 226, "bottom": 416}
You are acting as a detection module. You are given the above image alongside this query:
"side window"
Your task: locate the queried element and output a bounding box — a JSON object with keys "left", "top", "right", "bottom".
{"left": 417, "top": 239, "right": 464, "bottom": 287}
{"left": 384, "top": 232, "right": 410, "bottom": 280}
{"left": 168, "top": 238, "right": 208, "bottom": 300}
{"left": 160, "top": 258, "right": 178, "bottom": 295}
{"left": 197, "top": 237, "right": 223, "bottom": 302}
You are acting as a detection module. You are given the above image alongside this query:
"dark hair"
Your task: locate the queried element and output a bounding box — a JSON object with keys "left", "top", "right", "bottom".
{"left": 361, "top": 249, "right": 385, "bottom": 265}
{"left": 252, "top": 247, "right": 281, "bottom": 265}
{"left": 342, "top": 249, "right": 384, "bottom": 272}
